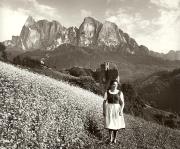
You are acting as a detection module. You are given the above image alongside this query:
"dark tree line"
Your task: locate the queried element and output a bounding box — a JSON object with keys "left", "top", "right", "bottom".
{"left": 0, "top": 42, "right": 7, "bottom": 60}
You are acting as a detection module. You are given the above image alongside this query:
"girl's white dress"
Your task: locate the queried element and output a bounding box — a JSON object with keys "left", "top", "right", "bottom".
{"left": 103, "top": 90, "right": 125, "bottom": 130}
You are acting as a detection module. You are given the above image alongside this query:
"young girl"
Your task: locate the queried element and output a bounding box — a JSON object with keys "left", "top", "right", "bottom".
{"left": 103, "top": 80, "right": 125, "bottom": 144}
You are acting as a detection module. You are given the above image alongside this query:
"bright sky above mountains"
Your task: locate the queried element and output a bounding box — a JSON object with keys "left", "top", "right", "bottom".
{"left": 0, "top": 0, "right": 180, "bottom": 53}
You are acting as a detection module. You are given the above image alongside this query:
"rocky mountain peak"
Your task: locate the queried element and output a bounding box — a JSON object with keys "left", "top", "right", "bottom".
{"left": 165, "top": 50, "right": 180, "bottom": 60}
{"left": 19, "top": 17, "right": 68, "bottom": 50}
{"left": 168, "top": 50, "right": 175, "bottom": 54}
{"left": 82, "top": 17, "right": 102, "bottom": 28}
{"left": 83, "top": 17, "right": 97, "bottom": 23}
{"left": 24, "top": 16, "right": 36, "bottom": 27}
{"left": 103, "top": 21, "right": 118, "bottom": 28}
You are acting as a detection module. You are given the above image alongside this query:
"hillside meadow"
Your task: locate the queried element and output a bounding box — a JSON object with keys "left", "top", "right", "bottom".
{"left": 0, "top": 61, "right": 180, "bottom": 149}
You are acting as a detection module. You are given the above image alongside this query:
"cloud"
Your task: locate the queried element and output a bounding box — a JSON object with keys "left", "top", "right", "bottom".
{"left": 1, "top": 0, "right": 61, "bottom": 20}
{"left": 105, "top": 6, "right": 180, "bottom": 53}
{"left": 150, "top": 0, "right": 180, "bottom": 9}
{"left": 0, "top": 0, "right": 62, "bottom": 41}
{"left": 80, "top": 9, "right": 92, "bottom": 18}
{"left": 106, "top": 8, "right": 152, "bottom": 37}
{"left": 146, "top": 8, "right": 180, "bottom": 52}
{"left": 106, "top": 0, "right": 112, "bottom": 5}
{"left": 106, "top": 0, "right": 125, "bottom": 5}
{"left": 17, "top": 0, "right": 61, "bottom": 21}
{"left": 145, "top": 0, "right": 180, "bottom": 52}
{"left": 0, "top": 7, "right": 27, "bottom": 41}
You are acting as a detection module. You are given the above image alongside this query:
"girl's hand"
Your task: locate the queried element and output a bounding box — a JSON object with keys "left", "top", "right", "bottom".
{"left": 119, "top": 111, "right": 123, "bottom": 116}
{"left": 103, "top": 112, "right": 105, "bottom": 117}
{"left": 103, "top": 100, "right": 106, "bottom": 117}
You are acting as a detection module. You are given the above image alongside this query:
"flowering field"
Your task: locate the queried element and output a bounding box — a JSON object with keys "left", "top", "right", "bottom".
{"left": 0, "top": 61, "right": 180, "bottom": 149}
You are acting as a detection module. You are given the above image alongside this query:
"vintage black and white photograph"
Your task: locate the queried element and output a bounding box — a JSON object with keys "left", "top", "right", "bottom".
{"left": 0, "top": 0, "right": 180, "bottom": 148}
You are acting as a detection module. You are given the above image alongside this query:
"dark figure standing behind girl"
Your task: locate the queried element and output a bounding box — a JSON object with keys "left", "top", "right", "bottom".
{"left": 103, "top": 80, "right": 125, "bottom": 144}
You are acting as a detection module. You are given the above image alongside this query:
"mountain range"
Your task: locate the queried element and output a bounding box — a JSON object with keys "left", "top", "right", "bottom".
{"left": 3, "top": 16, "right": 146, "bottom": 54}
{"left": 3, "top": 16, "right": 180, "bottom": 60}
{"left": 150, "top": 50, "right": 180, "bottom": 61}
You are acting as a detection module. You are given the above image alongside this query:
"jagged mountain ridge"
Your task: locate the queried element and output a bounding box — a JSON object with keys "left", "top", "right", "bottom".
{"left": 3, "top": 16, "right": 180, "bottom": 60}
{"left": 4, "top": 16, "right": 149, "bottom": 55}
{"left": 150, "top": 50, "right": 180, "bottom": 61}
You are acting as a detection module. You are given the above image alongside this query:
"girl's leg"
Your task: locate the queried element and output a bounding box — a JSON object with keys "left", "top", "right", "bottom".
{"left": 109, "top": 129, "right": 113, "bottom": 142}
{"left": 113, "top": 130, "right": 118, "bottom": 143}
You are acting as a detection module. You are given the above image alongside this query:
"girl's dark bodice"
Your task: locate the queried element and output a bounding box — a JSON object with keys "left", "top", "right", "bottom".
{"left": 107, "top": 90, "right": 121, "bottom": 104}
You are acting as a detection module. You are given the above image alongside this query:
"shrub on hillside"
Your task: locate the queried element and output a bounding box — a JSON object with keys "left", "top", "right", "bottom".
{"left": 67, "top": 67, "right": 94, "bottom": 77}
{"left": 67, "top": 76, "right": 103, "bottom": 95}
{"left": 13, "top": 56, "right": 42, "bottom": 68}
{"left": 121, "top": 83, "right": 146, "bottom": 117}
{"left": 155, "top": 114, "right": 180, "bottom": 129}
{"left": 0, "top": 42, "right": 7, "bottom": 61}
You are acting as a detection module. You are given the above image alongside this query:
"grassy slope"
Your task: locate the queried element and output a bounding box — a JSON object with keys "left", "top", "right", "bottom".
{"left": 0, "top": 61, "right": 180, "bottom": 149}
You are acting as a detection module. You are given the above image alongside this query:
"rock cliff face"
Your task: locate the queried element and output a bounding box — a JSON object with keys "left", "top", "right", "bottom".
{"left": 20, "top": 16, "right": 65, "bottom": 50}
{"left": 98, "top": 21, "right": 126, "bottom": 47}
{"left": 78, "top": 17, "right": 102, "bottom": 47}
{"left": 123, "top": 33, "right": 139, "bottom": 53}
{"left": 64, "top": 27, "right": 78, "bottom": 45}
{"left": 3, "top": 36, "right": 21, "bottom": 47}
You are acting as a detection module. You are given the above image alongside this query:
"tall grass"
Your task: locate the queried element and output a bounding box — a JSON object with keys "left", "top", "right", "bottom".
{"left": 0, "top": 61, "right": 180, "bottom": 149}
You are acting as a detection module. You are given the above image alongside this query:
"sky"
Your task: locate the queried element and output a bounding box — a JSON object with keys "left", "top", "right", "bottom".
{"left": 0, "top": 0, "right": 180, "bottom": 53}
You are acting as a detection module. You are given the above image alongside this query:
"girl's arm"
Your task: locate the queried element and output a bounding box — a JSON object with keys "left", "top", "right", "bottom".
{"left": 103, "top": 92, "right": 107, "bottom": 116}
{"left": 103, "top": 91, "right": 107, "bottom": 101}
{"left": 120, "top": 91, "right": 125, "bottom": 115}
